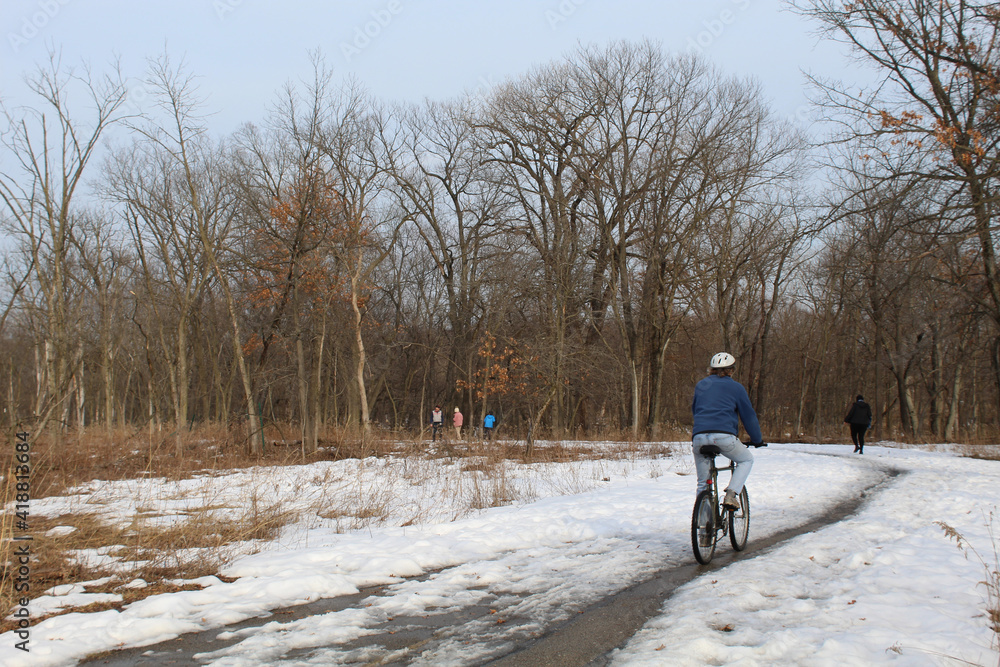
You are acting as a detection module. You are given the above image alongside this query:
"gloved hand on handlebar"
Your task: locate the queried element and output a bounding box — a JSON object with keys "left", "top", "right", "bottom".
{"left": 744, "top": 441, "right": 768, "bottom": 448}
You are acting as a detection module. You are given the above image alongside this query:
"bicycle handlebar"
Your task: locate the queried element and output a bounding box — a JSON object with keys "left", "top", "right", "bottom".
{"left": 743, "top": 441, "right": 768, "bottom": 448}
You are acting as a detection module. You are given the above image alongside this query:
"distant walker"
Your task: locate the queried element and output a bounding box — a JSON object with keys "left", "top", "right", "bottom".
{"left": 844, "top": 395, "right": 872, "bottom": 454}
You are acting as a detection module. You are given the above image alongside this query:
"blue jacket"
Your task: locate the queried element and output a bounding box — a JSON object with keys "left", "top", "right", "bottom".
{"left": 692, "top": 374, "right": 762, "bottom": 443}
{"left": 484, "top": 414, "right": 496, "bottom": 428}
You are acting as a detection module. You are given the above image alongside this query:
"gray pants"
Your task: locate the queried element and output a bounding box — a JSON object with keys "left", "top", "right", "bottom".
{"left": 692, "top": 432, "right": 754, "bottom": 494}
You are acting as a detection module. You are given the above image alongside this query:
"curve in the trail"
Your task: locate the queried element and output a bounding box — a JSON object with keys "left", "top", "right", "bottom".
{"left": 488, "top": 464, "right": 903, "bottom": 667}
{"left": 82, "top": 460, "right": 901, "bottom": 667}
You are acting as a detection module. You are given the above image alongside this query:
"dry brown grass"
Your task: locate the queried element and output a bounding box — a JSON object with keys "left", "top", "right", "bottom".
{"left": 451, "top": 434, "right": 682, "bottom": 464}
{"left": 22, "top": 425, "right": 288, "bottom": 500}
{"left": 13, "top": 422, "right": 408, "bottom": 500}
{"left": 0, "top": 493, "right": 289, "bottom": 633}
{"left": 954, "top": 444, "right": 1000, "bottom": 461}
{"left": 512, "top": 423, "right": 692, "bottom": 445}
{"left": 0, "top": 422, "right": 396, "bottom": 627}
{"left": 0, "top": 580, "right": 211, "bottom": 636}
{"left": 0, "top": 455, "right": 14, "bottom": 630}
{"left": 8, "top": 419, "right": 989, "bottom": 633}
{"left": 936, "top": 514, "right": 1000, "bottom": 649}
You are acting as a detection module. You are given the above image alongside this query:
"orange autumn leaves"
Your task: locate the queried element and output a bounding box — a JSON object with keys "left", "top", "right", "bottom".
{"left": 458, "top": 333, "right": 539, "bottom": 403}
{"left": 240, "top": 172, "right": 358, "bottom": 355}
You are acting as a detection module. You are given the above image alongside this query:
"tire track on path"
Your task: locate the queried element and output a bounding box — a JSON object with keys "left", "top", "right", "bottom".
{"left": 83, "top": 459, "right": 900, "bottom": 666}
{"left": 491, "top": 463, "right": 902, "bottom": 667}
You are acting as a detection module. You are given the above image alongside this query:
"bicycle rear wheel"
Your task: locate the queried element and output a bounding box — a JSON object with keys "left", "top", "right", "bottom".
{"left": 691, "top": 490, "right": 717, "bottom": 564}
{"left": 729, "top": 487, "right": 750, "bottom": 551}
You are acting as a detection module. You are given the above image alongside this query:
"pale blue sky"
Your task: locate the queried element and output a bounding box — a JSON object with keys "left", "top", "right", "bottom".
{"left": 1, "top": 1, "right": 857, "bottom": 134}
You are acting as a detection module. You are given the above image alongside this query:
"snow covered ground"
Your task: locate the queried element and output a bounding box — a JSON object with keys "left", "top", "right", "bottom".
{"left": 2, "top": 442, "right": 998, "bottom": 666}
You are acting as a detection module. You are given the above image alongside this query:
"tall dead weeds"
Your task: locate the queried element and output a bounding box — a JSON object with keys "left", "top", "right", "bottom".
{"left": 936, "top": 512, "right": 1000, "bottom": 649}
{"left": 0, "top": 424, "right": 687, "bottom": 626}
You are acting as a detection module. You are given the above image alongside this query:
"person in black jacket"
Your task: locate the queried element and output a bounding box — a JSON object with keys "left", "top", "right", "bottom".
{"left": 844, "top": 395, "right": 873, "bottom": 454}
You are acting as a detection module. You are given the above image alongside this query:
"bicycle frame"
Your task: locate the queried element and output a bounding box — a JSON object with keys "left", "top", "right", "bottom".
{"left": 705, "top": 455, "right": 732, "bottom": 536}
{"left": 691, "top": 445, "right": 750, "bottom": 564}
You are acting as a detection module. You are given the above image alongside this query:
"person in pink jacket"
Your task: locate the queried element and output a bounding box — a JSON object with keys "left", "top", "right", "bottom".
{"left": 453, "top": 407, "right": 464, "bottom": 440}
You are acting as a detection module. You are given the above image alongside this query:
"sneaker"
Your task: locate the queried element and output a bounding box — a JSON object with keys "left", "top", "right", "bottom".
{"left": 722, "top": 489, "right": 740, "bottom": 510}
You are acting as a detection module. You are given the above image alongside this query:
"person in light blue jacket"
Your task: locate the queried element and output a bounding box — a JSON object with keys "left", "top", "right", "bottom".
{"left": 483, "top": 412, "right": 497, "bottom": 439}
{"left": 691, "top": 352, "right": 765, "bottom": 510}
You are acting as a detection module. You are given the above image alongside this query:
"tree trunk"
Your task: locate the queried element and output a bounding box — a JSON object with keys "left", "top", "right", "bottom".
{"left": 174, "top": 320, "right": 189, "bottom": 456}
{"left": 944, "top": 357, "right": 961, "bottom": 442}
{"left": 930, "top": 336, "right": 944, "bottom": 437}
{"left": 294, "top": 294, "right": 316, "bottom": 455}
{"left": 628, "top": 359, "right": 640, "bottom": 440}
{"left": 310, "top": 313, "right": 328, "bottom": 452}
{"left": 102, "top": 342, "right": 115, "bottom": 431}
{"left": 351, "top": 269, "right": 371, "bottom": 435}
{"left": 75, "top": 344, "right": 85, "bottom": 435}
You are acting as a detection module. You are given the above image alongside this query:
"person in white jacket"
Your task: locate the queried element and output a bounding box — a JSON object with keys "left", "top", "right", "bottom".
{"left": 431, "top": 406, "right": 443, "bottom": 441}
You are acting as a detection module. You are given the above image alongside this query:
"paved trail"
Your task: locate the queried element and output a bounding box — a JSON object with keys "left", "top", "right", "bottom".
{"left": 82, "top": 461, "right": 898, "bottom": 666}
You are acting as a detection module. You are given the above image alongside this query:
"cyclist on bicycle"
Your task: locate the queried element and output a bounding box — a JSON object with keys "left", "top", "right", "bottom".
{"left": 691, "top": 352, "right": 764, "bottom": 510}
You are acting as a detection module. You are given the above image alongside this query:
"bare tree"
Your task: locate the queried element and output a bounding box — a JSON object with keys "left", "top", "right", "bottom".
{"left": 232, "top": 60, "right": 342, "bottom": 455}
{"left": 69, "top": 209, "right": 132, "bottom": 431}
{"left": 124, "top": 53, "right": 261, "bottom": 453}
{"left": 385, "top": 96, "right": 510, "bottom": 426}
{"left": 317, "top": 82, "right": 401, "bottom": 436}
{"left": 0, "top": 52, "right": 127, "bottom": 436}
{"left": 106, "top": 140, "right": 213, "bottom": 448}
{"left": 684, "top": 81, "right": 806, "bottom": 413}
{"left": 478, "top": 56, "right": 605, "bottom": 433}
{"left": 794, "top": 0, "right": 1000, "bottom": 322}
{"left": 832, "top": 183, "right": 938, "bottom": 436}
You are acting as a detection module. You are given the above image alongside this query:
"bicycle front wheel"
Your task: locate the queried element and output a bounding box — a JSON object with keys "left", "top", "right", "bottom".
{"left": 691, "top": 490, "right": 717, "bottom": 564}
{"left": 729, "top": 487, "right": 750, "bottom": 551}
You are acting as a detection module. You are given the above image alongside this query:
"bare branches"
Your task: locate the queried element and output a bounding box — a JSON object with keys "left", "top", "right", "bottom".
{"left": 0, "top": 51, "right": 127, "bottom": 436}
{"left": 4, "top": 37, "right": 999, "bottom": 442}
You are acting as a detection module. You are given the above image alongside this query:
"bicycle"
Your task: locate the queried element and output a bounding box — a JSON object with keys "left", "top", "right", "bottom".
{"left": 691, "top": 442, "right": 765, "bottom": 564}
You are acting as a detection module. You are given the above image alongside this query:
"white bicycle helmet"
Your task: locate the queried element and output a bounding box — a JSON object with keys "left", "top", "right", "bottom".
{"left": 709, "top": 352, "right": 735, "bottom": 369}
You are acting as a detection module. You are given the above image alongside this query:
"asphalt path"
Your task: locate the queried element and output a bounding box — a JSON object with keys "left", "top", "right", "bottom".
{"left": 492, "top": 465, "right": 901, "bottom": 666}
{"left": 82, "top": 460, "right": 900, "bottom": 666}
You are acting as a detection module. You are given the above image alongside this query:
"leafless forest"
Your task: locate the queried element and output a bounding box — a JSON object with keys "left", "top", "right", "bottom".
{"left": 1, "top": 1, "right": 998, "bottom": 452}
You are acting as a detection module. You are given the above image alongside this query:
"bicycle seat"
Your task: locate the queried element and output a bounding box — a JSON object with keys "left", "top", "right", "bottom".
{"left": 698, "top": 444, "right": 722, "bottom": 457}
